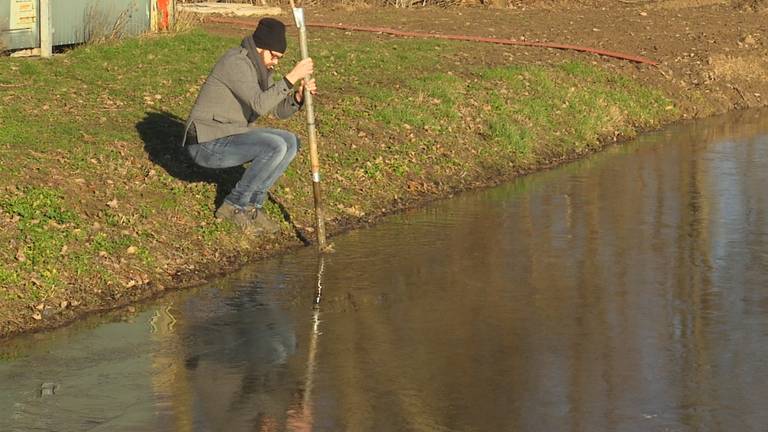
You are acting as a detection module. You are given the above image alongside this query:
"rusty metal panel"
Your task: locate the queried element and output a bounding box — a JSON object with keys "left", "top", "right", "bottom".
{"left": 51, "top": 0, "right": 151, "bottom": 46}
{"left": 0, "top": 0, "right": 40, "bottom": 50}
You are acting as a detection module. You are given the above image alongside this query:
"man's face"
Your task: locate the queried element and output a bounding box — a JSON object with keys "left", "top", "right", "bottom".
{"left": 259, "top": 49, "right": 283, "bottom": 70}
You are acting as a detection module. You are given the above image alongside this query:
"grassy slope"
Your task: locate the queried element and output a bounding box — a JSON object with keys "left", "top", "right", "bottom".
{"left": 0, "top": 29, "right": 678, "bottom": 335}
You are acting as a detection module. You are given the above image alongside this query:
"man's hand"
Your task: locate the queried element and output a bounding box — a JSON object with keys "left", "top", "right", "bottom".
{"left": 294, "top": 78, "right": 317, "bottom": 104}
{"left": 285, "top": 58, "right": 314, "bottom": 86}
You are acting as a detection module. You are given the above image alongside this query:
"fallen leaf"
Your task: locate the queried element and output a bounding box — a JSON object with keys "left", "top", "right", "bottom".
{"left": 126, "top": 246, "right": 138, "bottom": 254}
{"left": 107, "top": 199, "right": 119, "bottom": 209}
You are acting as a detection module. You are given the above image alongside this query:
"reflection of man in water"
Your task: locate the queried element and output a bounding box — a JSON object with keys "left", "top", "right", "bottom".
{"left": 170, "top": 287, "right": 313, "bottom": 431}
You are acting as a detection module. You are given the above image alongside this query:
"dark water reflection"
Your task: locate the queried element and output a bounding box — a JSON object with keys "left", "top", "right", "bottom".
{"left": 2, "top": 108, "right": 768, "bottom": 432}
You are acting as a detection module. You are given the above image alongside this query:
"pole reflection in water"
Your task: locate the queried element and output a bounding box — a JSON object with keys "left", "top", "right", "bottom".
{"left": 289, "top": 255, "right": 325, "bottom": 432}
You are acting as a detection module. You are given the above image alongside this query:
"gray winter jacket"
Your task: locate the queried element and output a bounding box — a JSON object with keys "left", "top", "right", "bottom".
{"left": 183, "top": 44, "right": 302, "bottom": 145}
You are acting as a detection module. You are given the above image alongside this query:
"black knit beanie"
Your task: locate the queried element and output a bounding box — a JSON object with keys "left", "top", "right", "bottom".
{"left": 251, "top": 18, "right": 287, "bottom": 54}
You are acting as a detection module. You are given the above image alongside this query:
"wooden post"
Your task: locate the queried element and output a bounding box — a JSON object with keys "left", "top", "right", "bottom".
{"left": 169, "top": 0, "right": 176, "bottom": 30}
{"left": 39, "top": 0, "right": 52, "bottom": 58}
{"left": 150, "top": 0, "right": 158, "bottom": 32}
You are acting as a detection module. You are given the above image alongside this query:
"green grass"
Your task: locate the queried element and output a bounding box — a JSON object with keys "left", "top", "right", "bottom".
{"left": 0, "top": 187, "right": 83, "bottom": 299}
{"left": 477, "top": 61, "right": 675, "bottom": 161}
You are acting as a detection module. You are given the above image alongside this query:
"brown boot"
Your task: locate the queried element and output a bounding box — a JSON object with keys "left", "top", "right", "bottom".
{"left": 215, "top": 201, "right": 257, "bottom": 231}
{"left": 246, "top": 207, "right": 280, "bottom": 234}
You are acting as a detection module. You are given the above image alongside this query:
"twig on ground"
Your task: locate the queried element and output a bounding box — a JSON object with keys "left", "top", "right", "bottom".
{"left": 733, "top": 85, "right": 748, "bottom": 102}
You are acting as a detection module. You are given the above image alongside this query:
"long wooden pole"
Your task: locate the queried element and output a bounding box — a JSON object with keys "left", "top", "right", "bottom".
{"left": 289, "top": 2, "right": 327, "bottom": 250}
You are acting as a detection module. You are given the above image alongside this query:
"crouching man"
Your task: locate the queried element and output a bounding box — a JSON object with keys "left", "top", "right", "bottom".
{"left": 183, "top": 17, "right": 317, "bottom": 233}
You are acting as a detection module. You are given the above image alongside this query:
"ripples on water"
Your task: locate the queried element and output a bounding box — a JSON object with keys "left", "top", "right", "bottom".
{"left": 2, "top": 108, "right": 768, "bottom": 431}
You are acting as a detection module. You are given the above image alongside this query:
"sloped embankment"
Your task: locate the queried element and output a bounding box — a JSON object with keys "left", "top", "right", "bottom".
{"left": 0, "top": 28, "right": 678, "bottom": 337}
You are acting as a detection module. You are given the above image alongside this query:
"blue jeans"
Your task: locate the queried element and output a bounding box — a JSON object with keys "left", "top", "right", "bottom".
{"left": 187, "top": 128, "right": 300, "bottom": 208}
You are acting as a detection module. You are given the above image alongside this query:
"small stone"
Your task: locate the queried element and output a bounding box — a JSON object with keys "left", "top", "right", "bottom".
{"left": 40, "top": 382, "right": 57, "bottom": 396}
{"left": 639, "top": 11, "right": 648, "bottom": 16}
{"left": 126, "top": 246, "right": 138, "bottom": 254}
{"left": 742, "top": 34, "right": 757, "bottom": 45}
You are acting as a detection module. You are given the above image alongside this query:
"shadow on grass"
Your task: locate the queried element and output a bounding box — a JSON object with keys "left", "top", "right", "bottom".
{"left": 136, "top": 111, "right": 243, "bottom": 210}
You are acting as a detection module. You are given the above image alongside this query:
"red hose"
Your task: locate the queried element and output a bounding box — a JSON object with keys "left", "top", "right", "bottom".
{"left": 207, "top": 17, "right": 659, "bottom": 66}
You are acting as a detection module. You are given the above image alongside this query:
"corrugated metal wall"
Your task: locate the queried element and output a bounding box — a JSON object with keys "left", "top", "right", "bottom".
{"left": 53, "top": 0, "right": 150, "bottom": 46}
{"left": 1, "top": 0, "right": 151, "bottom": 51}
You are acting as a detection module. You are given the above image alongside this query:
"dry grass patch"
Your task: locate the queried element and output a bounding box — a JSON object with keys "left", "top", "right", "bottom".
{"left": 654, "top": 0, "right": 729, "bottom": 10}
{"left": 707, "top": 54, "right": 768, "bottom": 82}
{"left": 171, "top": 8, "right": 205, "bottom": 33}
